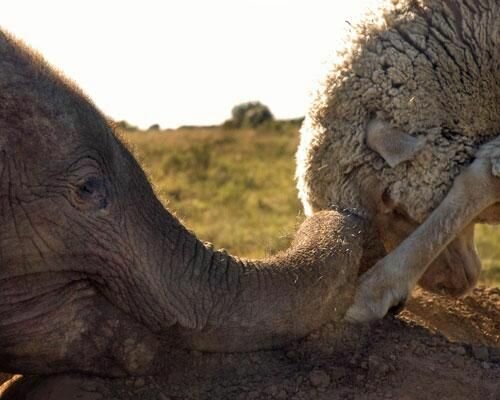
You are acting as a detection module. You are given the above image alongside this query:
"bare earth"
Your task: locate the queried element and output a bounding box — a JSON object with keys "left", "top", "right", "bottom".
{"left": 1, "top": 287, "right": 499, "bottom": 400}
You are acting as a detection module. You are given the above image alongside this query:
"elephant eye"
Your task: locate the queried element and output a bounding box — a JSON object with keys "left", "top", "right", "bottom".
{"left": 77, "top": 176, "right": 108, "bottom": 210}
{"left": 79, "top": 176, "right": 101, "bottom": 195}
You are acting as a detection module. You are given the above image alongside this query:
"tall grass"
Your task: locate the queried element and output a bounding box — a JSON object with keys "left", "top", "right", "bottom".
{"left": 121, "top": 125, "right": 500, "bottom": 287}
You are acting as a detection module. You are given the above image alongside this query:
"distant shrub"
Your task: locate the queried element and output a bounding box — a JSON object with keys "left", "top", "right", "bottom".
{"left": 226, "top": 101, "right": 274, "bottom": 128}
{"left": 222, "top": 119, "right": 237, "bottom": 129}
{"left": 115, "top": 120, "right": 138, "bottom": 131}
{"left": 148, "top": 124, "right": 161, "bottom": 131}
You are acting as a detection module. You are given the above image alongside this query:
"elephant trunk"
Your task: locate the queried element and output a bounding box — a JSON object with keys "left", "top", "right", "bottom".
{"left": 130, "top": 208, "right": 366, "bottom": 351}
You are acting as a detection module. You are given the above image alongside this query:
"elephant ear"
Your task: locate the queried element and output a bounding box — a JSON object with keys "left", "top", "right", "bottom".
{"left": 365, "top": 119, "right": 425, "bottom": 167}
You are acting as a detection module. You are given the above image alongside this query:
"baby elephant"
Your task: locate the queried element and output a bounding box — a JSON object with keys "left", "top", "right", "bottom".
{"left": 0, "top": 27, "right": 371, "bottom": 379}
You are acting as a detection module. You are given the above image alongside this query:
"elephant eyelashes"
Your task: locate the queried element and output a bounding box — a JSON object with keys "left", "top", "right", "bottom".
{"left": 77, "top": 176, "right": 108, "bottom": 210}
{"left": 79, "top": 176, "right": 101, "bottom": 195}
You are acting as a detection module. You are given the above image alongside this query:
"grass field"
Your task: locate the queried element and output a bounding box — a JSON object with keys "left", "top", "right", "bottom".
{"left": 120, "top": 124, "right": 500, "bottom": 287}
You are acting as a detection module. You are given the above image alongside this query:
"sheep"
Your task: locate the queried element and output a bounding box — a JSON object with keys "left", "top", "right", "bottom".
{"left": 296, "top": 0, "right": 500, "bottom": 322}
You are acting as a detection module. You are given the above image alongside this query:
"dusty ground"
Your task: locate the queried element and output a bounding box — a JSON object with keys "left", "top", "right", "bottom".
{"left": 1, "top": 286, "right": 499, "bottom": 400}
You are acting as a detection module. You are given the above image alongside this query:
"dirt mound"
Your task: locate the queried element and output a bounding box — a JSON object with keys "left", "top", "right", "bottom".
{"left": 1, "top": 287, "right": 499, "bottom": 399}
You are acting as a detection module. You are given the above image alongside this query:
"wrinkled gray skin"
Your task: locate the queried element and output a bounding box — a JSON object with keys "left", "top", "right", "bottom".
{"left": 0, "top": 28, "right": 374, "bottom": 387}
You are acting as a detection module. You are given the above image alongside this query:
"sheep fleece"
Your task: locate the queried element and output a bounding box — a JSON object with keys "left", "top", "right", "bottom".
{"left": 296, "top": 0, "right": 500, "bottom": 222}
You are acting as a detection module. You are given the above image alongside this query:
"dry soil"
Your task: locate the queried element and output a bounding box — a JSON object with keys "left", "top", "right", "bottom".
{"left": 1, "top": 286, "right": 499, "bottom": 399}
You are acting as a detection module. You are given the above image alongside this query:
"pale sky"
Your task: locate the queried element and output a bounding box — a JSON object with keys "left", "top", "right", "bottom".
{"left": 1, "top": 1, "right": 380, "bottom": 129}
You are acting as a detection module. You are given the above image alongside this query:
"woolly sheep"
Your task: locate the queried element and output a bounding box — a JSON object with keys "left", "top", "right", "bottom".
{"left": 296, "top": 0, "right": 500, "bottom": 322}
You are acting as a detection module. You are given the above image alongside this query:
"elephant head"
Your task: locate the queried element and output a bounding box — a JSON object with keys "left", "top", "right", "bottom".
{"left": 0, "top": 31, "right": 368, "bottom": 377}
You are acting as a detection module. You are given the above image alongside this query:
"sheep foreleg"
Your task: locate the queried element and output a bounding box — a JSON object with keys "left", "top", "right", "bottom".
{"left": 345, "top": 151, "right": 500, "bottom": 323}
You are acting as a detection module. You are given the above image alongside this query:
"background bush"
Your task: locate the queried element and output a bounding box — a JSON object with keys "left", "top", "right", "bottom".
{"left": 226, "top": 101, "right": 274, "bottom": 128}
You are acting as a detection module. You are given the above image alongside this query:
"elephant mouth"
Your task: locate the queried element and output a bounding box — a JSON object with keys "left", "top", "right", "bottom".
{"left": 0, "top": 271, "right": 92, "bottom": 333}
{"left": 0, "top": 268, "right": 163, "bottom": 376}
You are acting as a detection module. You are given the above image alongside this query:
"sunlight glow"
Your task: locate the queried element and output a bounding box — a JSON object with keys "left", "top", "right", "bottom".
{"left": 1, "top": 0, "right": 381, "bottom": 129}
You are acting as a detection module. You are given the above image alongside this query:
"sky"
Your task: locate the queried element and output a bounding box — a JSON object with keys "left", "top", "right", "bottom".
{"left": 1, "top": 0, "right": 381, "bottom": 129}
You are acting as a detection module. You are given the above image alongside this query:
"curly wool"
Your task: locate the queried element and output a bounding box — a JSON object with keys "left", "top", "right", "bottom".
{"left": 296, "top": 0, "right": 500, "bottom": 222}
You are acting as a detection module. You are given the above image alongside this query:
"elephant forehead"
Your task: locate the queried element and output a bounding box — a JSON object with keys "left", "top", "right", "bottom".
{"left": 0, "top": 32, "right": 110, "bottom": 154}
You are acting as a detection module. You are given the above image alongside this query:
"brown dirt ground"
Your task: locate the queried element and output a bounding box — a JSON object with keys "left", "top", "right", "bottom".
{"left": 1, "top": 286, "right": 499, "bottom": 400}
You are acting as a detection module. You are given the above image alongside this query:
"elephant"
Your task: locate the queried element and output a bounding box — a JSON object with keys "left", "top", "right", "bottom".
{"left": 0, "top": 28, "right": 378, "bottom": 381}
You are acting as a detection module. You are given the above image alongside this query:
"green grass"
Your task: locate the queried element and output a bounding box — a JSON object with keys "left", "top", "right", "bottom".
{"left": 120, "top": 125, "right": 500, "bottom": 287}
{"left": 475, "top": 225, "right": 500, "bottom": 286}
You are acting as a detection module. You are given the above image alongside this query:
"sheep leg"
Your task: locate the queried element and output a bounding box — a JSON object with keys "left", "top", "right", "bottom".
{"left": 345, "top": 154, "right": 500, "bottom": 323}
